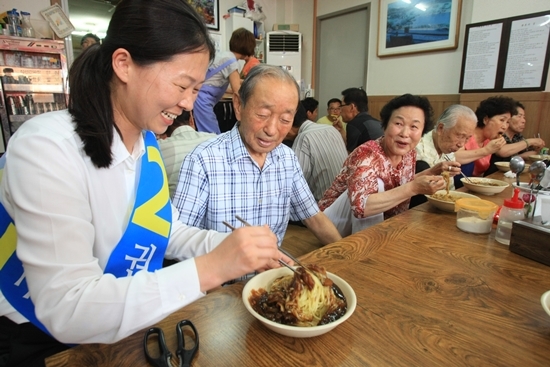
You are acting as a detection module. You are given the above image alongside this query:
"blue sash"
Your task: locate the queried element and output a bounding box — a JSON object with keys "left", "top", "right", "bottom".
{"left": 0, "top": 131, "right": 172, "bottom": 335}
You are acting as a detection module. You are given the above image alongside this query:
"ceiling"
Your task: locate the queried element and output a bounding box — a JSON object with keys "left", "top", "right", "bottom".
{"left": 67, "top": 0, "right": 119, "bottom": 49}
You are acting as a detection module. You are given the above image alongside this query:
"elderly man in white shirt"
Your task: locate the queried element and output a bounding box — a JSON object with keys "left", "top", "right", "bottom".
{"left": 411, "top": 104, "right": 477, "bottom": 207}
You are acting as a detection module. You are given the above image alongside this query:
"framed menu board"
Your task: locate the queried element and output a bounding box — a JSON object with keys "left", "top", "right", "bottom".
{"left": 459, "top": 10, "right": 550, "bottom": 93}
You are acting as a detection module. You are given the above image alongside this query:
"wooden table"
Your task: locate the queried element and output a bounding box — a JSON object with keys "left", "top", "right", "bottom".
{"left": 46, "top": 172, "right": 550, "bottom": 366}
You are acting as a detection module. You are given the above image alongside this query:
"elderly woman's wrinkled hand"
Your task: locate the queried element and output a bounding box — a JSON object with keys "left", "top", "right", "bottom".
{"left": 414, "top": 175, "right": 446, "bottom": 195}
{"left": 433, "top": 161, "right": 461, "bottom": 177}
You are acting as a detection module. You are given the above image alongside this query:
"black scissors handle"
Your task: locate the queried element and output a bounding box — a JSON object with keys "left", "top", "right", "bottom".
{"left": 176, "top": 320, "right": 199, "bottom": 367}
{"left": 144, "top": 320, "right": 199, "bottom": 367}
{"left": 144, "top": 327, "right": 172, "bottom": 367}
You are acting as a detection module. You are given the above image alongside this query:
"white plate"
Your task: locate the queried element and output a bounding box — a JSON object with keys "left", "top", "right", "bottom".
{"left": 541, "top": 290, "right": 550, "bottom": 317}
{"left": 512, "top": 183, "right": 550, "bottom": 196}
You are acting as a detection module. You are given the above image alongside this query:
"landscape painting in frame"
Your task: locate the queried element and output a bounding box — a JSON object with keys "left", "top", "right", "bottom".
{"left": 378, "top": 0, "right": 462, "bottom": 57}
{"left": 188, "top": 0, "right": 219, "bottom": 31}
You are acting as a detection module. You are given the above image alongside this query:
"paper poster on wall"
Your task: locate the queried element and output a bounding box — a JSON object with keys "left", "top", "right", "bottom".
{"left": 462, "top": 23, "right": 503, "bottom": 90}
{"left": 503, "top": 15, "right": 550, "bottom": 89}
{"left": 459, "top": 10, "right": 550, "bottom": 93}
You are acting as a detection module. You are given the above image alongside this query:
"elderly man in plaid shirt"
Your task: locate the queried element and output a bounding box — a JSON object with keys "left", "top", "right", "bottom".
{"left": 173, "top": 65, "right": 341, "bottom": 251}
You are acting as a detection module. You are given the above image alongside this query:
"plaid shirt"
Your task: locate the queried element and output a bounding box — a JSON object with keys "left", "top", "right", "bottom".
{"left": 172, "top": 124, "right": 319, "bottom": 245}
{"left": 504, "top": 133, "right": 529, "bottom": 155}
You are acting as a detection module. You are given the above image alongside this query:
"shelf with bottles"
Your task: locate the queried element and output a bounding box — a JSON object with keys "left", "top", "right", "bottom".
{"left": 4, "top": 92, "right": 66, "bottom": 133}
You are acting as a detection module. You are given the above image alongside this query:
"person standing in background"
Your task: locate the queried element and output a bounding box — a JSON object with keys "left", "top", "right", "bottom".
{"left": 240, "top": 55, "right": 260, "bottom": 79}
{"left": 80, "top": 33, "right": 100, "bottom": 50}
{"left": 193, "top": 27, "right": 256, "bottom": 134}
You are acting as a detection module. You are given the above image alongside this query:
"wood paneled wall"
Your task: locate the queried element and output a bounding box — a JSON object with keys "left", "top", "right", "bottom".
{"left": 367, "top": 92, "right": 550, "bottom": 152}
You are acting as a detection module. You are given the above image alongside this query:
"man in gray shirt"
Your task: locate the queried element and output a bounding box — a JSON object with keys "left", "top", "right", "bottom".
{"left": 286, "top": 103, "right": 349, "bottom": 201}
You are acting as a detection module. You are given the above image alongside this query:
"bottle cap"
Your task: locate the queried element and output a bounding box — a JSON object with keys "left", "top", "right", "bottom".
{"left": 503, "top": 188, "right": 524, "bottom": 209}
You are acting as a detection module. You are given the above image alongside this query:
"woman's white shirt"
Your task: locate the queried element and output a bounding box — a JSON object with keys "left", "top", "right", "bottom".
{"left": 0, "top": 110, "right": 227, "bottom": 343}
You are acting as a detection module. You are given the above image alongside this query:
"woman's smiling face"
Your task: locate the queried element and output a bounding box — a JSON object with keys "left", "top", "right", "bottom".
{"left": 383, "top": 106, "right": 425, "bottom": 159}
{"left": 115, "top": 50, "right": 210, "bottom": 137}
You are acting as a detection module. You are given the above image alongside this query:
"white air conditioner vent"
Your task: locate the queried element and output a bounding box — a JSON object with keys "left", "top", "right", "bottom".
{"left": 266, "top": 31, "right": 302, "bottom": 82}
{"left": 268, "top": 34, "right": 300, "bottom": 52}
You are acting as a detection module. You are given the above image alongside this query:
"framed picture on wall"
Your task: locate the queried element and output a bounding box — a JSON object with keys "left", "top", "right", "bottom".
{"left": 377, "top": 0, "right": 462, "bottom": 57}
{"left": 188, "top": 0, "right": 219, "bottom": 31}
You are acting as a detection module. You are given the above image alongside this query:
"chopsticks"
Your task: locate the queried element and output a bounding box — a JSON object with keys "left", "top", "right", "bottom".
{"left": 443, "top": 154, "right": 473, "bottom": 183}
{"left": 222, "top": 217, "right": 298, "bottom": 275}
{"left": 234, "top": 215, "right": 307, "bottom": 267}
{"left": 232, "top": 216, "right": 337, "bottom": 292}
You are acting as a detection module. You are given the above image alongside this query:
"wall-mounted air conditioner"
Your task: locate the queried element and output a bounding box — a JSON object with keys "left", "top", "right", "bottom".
{"left": 265, "top": 31, "right": 302, "bottom": 82}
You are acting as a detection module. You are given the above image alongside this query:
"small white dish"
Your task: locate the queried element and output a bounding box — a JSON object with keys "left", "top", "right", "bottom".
{"left": 541, "top": 290, "right": 550, "bottom": 317}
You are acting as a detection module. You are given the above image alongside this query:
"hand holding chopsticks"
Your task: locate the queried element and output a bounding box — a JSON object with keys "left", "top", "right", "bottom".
{"left": 222, "top": 216, "right": 296, "bottom": 273}
{"left": 443, "top": 154, "right": 473, "bottom": 183}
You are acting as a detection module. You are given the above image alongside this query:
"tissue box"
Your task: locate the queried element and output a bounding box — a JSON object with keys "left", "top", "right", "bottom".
{"left": 510, "top": 216, "right": 550, "bottom": 267}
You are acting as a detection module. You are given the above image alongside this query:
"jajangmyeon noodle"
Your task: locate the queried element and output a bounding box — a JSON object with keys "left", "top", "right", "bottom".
{"left": 249, "top": 264, "right": 347, "bottom": 327}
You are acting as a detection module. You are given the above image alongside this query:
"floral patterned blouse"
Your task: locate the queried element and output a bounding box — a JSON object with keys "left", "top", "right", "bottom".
{"left": 318, "top": 137, "right": 416, "bottom": 219}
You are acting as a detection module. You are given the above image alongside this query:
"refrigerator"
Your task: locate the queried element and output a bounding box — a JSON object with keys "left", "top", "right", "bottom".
{"left": 0, "top": 35, "right": 69, "bottom": 154}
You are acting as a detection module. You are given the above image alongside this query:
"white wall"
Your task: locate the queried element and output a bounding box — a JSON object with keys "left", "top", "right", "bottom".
{"left": 289, "top": 0, "right": 314, "bottom": 91}
{"left": 299, "top": 0, "right": 550, "bottom": 95}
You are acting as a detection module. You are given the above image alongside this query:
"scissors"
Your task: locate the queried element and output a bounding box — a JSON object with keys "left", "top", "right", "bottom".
{"left": 143, "top": 319, "right": 199, "bottom": 367}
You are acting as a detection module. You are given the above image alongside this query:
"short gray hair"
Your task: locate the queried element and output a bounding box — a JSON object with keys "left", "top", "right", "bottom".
{"left": 437, "top": 104, "right": 477, "bottom": 130}
{"left": 238, "top": 64, "right": 300, "bottom": 107}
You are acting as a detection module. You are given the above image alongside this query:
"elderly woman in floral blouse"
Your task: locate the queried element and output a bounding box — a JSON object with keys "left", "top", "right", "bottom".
{"left": 319, "top": 94, "right": 455, "bottom": 236}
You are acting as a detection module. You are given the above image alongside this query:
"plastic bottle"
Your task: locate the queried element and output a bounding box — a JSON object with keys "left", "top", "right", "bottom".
{"left": 20, "top": 11, "right": 35, "bottom": 38}
{"left": 495, "top": 188, "right": 525, "bottom": 245}
{"left": 7, "top": 9, "right": 20, "bottom": 37}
